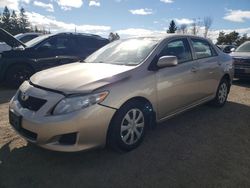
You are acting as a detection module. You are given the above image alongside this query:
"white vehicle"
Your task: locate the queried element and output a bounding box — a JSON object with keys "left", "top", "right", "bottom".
{"left": 0, "top": 32, "right": 41, "bottom": 52}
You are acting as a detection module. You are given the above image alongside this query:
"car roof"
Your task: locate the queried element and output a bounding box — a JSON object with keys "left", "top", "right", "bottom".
{"left": 48, "top": 32, "right": 107, "bottom": 40}
{"left": 126, "top": 34, "right": 213, "bottom": 42}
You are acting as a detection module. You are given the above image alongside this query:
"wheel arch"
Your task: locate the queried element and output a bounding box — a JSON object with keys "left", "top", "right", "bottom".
{"left": 4, "top": 62, "right": 35, "bottom": 80}
{"left": 106, "top": 96, "right": 156, "bottom": 145}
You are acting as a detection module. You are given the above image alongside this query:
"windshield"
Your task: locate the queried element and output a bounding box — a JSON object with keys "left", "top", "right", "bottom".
{"left": 25, "top": 34, "right": 50, "bottom": 47}
{"left": 85, "top": 38, "right": 159, "bottom": 65}
{"left": 236, "top": 41, "right": 250, "bottom": 52}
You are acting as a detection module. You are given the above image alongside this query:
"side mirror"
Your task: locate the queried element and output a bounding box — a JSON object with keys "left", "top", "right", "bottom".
{"left": 230, "top": 48, "right": 235, "bottom": 52}
{"left": 157, "top": 56, "right": 178, "bottom": 68}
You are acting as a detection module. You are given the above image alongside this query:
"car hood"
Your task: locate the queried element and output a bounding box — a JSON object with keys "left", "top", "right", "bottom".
{"left": 230, "top": 52, "right": 250, "bottom": 59}
{"left": 0, "top": 28, "right": 26, "bottom": 48}
{"left": 30, "top": 62, "right": 135, "bottom": 94}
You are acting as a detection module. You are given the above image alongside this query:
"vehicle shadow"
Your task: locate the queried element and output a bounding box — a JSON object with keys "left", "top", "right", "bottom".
{"left": 233, "top": 79, "right": 250, "bottom": 88}
{"left": 1, "top": 101, "right": 250, "bottom": 188}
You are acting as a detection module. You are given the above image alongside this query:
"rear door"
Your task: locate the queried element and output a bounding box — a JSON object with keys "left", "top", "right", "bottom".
{"left": 155, "top": 38, "right": 201, "bottom": 119}
{"left": 189, "top": 37, "right": 221, "bottom": 96}
{"left": 52, "top": 36, "right": 80, "bottom": 64}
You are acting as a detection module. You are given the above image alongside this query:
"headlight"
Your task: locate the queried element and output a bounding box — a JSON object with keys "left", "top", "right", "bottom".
{"left": 53, "top": 91, "right": 109, "bottom": 115}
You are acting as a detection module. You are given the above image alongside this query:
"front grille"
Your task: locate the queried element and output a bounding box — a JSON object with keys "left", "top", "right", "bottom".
{"left": 18, "top": 91, "right": 47, "bottom": 111}
{"left": 233, "top": 58, "right": 250, "bottom": 68}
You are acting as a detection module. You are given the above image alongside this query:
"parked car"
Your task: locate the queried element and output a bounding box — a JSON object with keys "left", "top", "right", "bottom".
{"left": 0, "top": 32, "right": 41, "bottom": 52}
{"left": 230, "top": 41, "right": 250, "bottom": 79}
{"left": 0, "top": 28, "right": 109, "bottom": 87}
{"left": 9, "top": 35, "right": 233, "bottom": 152}
{"left": 217, "top": 45, "right": 237, "bottom": 53}
{"left": 15, "top": 32, "right": 42, "bottom": 43}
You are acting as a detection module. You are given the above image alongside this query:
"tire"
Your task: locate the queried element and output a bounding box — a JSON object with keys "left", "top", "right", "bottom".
{"left": 5, "top": 65, "right": 34, "bottom": 88}
{"left": 210, "top": 78, "right": 230, "bottom": 107}
{"left": 107, "top": 101, "right": 149, "bottom": 152}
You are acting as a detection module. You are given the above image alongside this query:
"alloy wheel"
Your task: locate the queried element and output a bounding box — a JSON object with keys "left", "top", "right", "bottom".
{"left": 218, "top": 82, "right": 228, "bottom": 104}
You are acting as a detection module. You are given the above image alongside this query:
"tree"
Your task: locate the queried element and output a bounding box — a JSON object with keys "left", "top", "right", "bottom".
{"left": 167, "top": 20, "right": 177, "bottom": 33}
{"left": 216, "top": 31, "right": 226, "bottom": 45}
{"left": 179, "top": 24, "right": 187, "bottom": 34}
{"left": 18, "top": 7, "right": 30, "bottom": 33}
{"left": 0, "top": 6, "right": 50, "bottom": 35}
{"left": 10, "top": 10, "right": 19, "bottom": 35}
{"left": 236, "top": 33, "right": 249, "bottom": 46}
{"left": 216, "top": 31, "right": 243, "bottom": 45}
{"left": 34, "top": 25, "right": 39, "bottom": 32}
{"left": 109, "top": 32, "right": 120, "bottom": 42}
{"left": 203, "top": 17, "right": 213, "bottom": 38}
{"left": 2, "top": 6, "right": 11, "bottom": 32}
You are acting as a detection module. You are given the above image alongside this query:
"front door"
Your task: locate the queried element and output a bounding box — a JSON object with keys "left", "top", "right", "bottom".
{"left": 156, "top": 38, "right": 201, "bottom": 119}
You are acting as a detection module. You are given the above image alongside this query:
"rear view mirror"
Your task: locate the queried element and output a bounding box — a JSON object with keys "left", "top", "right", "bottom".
{"left": 157, "top": 56, "right": 178, "bottom": 68}
{"left": 230, "top": 48, "right": 235, "bottom": 52}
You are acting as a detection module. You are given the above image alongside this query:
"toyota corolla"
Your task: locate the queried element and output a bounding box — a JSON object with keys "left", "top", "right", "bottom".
{"left": 9, "top": 35, "right": 233, "bottom": 152}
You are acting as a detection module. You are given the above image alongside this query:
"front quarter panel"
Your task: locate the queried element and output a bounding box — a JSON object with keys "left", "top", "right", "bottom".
{"left": 220, "top": 52, "right": 234, "bottom": 83}
{"left": 99, "top": 67, "right": 157, "bottom": 113}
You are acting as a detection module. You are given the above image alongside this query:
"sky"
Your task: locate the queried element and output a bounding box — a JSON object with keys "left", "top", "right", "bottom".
{"left": 0, "top": 0, "right": 250, "bottom": 41}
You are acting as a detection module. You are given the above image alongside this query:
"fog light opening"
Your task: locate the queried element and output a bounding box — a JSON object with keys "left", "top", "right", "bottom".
{"left": 58, "top": 132, "right": 77, "bottom": 145}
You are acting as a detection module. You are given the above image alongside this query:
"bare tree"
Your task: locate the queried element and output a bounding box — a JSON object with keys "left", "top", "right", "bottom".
{"left": 203, "top": 17, "right": 213, "bottom": 38}
{"left": 191, "top": 22, "right": 198, "bottom": 35}
{"left": 179, "top": 24, "right": 187, "bottom": 34}
{"left": 190, "top": 18, "right": 201, "bottom": 35}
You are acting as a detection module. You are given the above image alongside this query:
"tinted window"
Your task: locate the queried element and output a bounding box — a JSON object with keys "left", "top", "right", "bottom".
{"left": 159, "top": 38, "right": 192, "bottom": 63}
{"left": 191, "top": 38, "right": 217, "bottom": 59}
{"left": 39, "top": 37, "right": 76, "bottom": 50}
{"left": 19, "top": 35, "right": 38, "bottom": 43}
{"left": 78, "top": 37, "right": 103, "bottom": 49}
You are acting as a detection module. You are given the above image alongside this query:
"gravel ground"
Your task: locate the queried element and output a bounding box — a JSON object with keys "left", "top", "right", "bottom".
{"left": 0, "top": 80, "right": 250, "bottom": 188}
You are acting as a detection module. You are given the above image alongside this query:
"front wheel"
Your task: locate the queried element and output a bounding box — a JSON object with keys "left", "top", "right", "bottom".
{"left": 210, "top": 78, "right": 230, "bottom": 107}
{"left": 107, "top": 101, "right": 148, "bottom": 152}
{"left": 5, "top": 65, "right": 34, "bottom": 88}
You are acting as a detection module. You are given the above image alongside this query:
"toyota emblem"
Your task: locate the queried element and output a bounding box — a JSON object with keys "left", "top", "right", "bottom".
{"left": 21, "top": 92, "right": 29, "bottom": 101}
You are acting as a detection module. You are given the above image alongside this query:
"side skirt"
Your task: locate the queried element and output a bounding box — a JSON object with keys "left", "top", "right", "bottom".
{"left": 157, "top": 95, "right": 215, "bottom": 123}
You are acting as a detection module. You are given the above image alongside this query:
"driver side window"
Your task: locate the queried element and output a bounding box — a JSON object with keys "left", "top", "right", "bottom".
{"left": 39, "top": 38, "right": 57, "bottom": 50}
{"left": 38, "top": 37, "right": 72, "bottom": 51}
{"left": 159, "top": 38, "right": 193, "bottom": 63}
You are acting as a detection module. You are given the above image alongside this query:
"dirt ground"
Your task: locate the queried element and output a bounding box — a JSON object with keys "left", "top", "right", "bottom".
{"left": 0, "top": 80, "right": 250, "bottom": 188}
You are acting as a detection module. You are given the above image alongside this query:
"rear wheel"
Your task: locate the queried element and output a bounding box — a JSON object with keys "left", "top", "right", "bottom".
{"left": 107, "top": 101, "right": 148, "bottom": 152}
{"left": 211, "top": 78, "right": 230, "bottom": 107}
{"left": 5, "top": 65, "right": 34, "bottom": 88}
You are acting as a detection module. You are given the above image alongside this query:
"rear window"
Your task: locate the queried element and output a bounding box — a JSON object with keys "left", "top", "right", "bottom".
{"left": 78, "top": 37, "right": 107, "bottom": 49}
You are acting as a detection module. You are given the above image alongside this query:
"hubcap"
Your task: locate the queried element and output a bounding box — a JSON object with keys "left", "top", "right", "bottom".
{"left": 120, "top": 108, "right": 144, "bottom": 145}
{"left": 14, "top": 70, "right": 30, "bottom": 82}
{"left": 218, "top": 83, "right": 228, "bottom": 104}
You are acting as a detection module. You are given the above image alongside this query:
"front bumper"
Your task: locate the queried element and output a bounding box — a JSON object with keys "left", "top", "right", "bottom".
{"left": 9, "top": 81, "right": 116, "bottom": 152}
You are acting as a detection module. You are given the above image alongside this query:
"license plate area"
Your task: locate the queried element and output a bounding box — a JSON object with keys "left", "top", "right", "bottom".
{"left": 9, "top": 110, "right": 22, "bottom": 131}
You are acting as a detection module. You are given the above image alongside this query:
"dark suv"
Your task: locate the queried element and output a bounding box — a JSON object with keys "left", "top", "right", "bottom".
{"left": 0, "top": 29, "right": 109, "bottom": 87}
